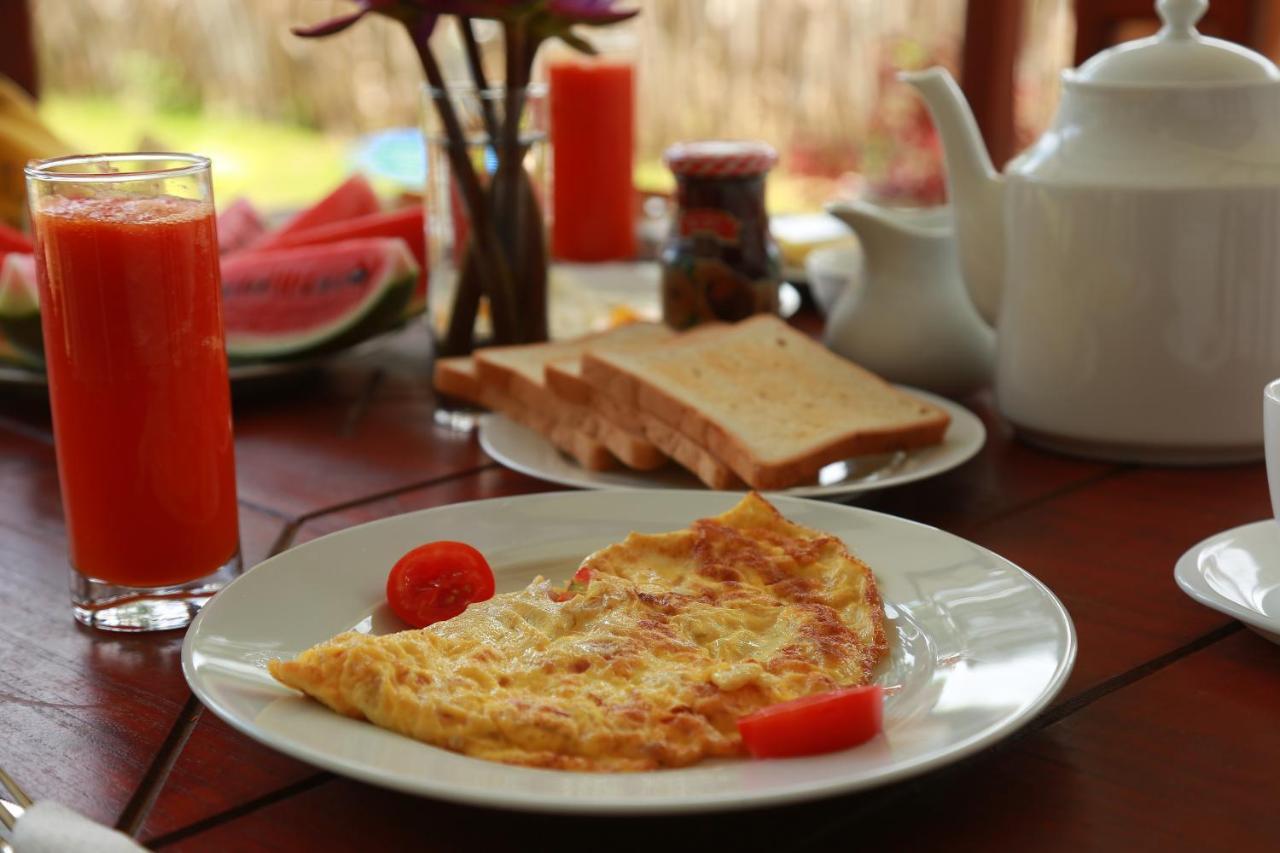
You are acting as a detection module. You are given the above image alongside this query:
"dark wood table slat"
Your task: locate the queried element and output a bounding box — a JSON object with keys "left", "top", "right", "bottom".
{"left": 797, "top": 627, "right": 1280, "bottom": 852}
{"left": 0, "top": 437, "right": 279, "bottom": 826}
{"left": 957, "top": 463, "right": 1267, "bottom": 694}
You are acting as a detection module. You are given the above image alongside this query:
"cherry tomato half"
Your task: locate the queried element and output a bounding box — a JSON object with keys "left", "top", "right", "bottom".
{"left": 385, "top": 541, "right": 495, "bottom": 628}
{"left": 737, "top": 685, "right": 884, "bottom": 759}
{"left": 549, "top": 566, "right": 593, "bottom": 603}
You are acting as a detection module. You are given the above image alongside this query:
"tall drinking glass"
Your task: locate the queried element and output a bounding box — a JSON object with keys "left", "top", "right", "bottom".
{"left": 26, "top": 153, "right": 241, "bottom": 631}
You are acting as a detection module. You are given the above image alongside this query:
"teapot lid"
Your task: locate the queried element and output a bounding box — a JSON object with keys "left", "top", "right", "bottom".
{"left": 1073, "top": 0, "right": 1280, "bottom": 85}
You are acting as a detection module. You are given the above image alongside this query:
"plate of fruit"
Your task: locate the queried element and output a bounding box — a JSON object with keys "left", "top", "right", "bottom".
{"left": 0, "top": 174, "right": 426, "bottom": 388}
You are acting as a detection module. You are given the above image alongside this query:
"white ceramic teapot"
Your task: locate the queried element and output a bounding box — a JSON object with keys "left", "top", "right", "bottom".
{"left": 903, "top": 0, "right": 1280, "bottom": 463}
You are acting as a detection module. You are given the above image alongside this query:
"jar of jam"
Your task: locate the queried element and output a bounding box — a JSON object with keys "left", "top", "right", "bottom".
{"left": 661, "top": 140, "right": 781, "bottom": 328}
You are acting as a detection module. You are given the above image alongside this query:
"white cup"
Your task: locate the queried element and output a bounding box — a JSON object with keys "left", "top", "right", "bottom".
{"left": 1266, "top": 379, "right": 1280, "bottom": 518}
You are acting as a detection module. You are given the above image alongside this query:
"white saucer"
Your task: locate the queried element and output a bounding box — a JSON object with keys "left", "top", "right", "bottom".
{"left": 1174, "top": 519, "right": 1280, "bottom": 644}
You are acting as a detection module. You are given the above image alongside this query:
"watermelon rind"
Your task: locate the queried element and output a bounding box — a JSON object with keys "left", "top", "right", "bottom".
{"left": 0, "top": 253, "right": 43, "bottom": 365}
{"left": 254, "top": 205, "right": 428, "bottom": 322}
{"left": 223, "top": 238, "right": 418, "bottom": 363}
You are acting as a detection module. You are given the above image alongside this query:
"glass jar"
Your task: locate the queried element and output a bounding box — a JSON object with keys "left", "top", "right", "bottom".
{"left": 661, "top": 140, "right": 780, "bottom": 328}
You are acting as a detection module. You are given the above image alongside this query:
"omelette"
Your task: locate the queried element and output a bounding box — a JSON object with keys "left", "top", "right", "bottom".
{"left": 268, "top": 493, "right": 887, "bottom": 771}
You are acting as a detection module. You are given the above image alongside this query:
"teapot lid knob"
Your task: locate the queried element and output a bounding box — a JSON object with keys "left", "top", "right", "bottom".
{"left": 1072, "top": 0, "right": 1280, "bottom": 84}
{"left": 1157, "top": 0, "right": 1208, "bottom": 40}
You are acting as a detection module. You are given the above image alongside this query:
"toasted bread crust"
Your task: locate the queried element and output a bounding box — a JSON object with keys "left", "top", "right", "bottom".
{"left": 590, "top": 390, "right": 741, "bottom": 488}
{"left": 436, "top": 353, "right": 612, "bottom": 471}
{"left": 595, "top": 416, "right": 669, "bottom": 470}
{"left": 583, "top": 316, "right": 950, "bottom": 490}
{"left": 637, "top": 412, "right": 744, "bottom": 489}
{"left": 545, "top": 358, "right": 669, "bottom": 470}
{"left": 545, "top": 360, "right": 592, "bottom": 405}
{"left": 474, "top": 343, "right": 617, "bottom": 470}
{"left": 433, "top": 356, "right": 483, "bottom": 403}
{"left": 437, "top": 318, "right": 949, "bottom": 491}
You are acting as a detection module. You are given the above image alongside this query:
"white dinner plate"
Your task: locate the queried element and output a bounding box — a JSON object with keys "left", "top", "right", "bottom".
{"left": 478, "top": 388, "right": 985, "bottom": 500}
{"left": 183, "top": 490, "right": 1075, "bottom": 814}
{"left": 1174, "top": 519, "right": 1280, "bottom": 644}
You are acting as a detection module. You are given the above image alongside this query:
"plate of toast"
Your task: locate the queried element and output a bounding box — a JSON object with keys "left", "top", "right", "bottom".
{"left": 435, "top": 316, "right": 986, "bottom": 498}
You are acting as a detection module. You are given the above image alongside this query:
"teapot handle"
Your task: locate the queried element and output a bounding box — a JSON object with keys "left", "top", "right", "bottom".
{"left": 1158, "top": 0, "right": 1208, "bottom": 40}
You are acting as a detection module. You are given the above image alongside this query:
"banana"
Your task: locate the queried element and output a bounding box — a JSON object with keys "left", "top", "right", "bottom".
{"left": 0, "top": 75, "right": 69, "bottom": 229}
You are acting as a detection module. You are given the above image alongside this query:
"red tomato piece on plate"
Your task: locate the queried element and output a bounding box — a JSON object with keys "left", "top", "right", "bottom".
{"left": 737, "top": 685, "right": 884, "bottom": 758}
{"left": 548, "top": 565, "right": 593, "bottom": 603}
{"left": 385, "top": 541, "right": 495, "bottom": 628}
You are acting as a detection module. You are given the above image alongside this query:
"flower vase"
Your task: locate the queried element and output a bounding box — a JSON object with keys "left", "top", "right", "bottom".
{"left": 422, "top": 83, "right": 550, "bottom": 362}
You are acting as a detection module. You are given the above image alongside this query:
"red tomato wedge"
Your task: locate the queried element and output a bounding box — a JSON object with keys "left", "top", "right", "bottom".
{"left": 549, "top": 566, "right": 592, "bottom": 602}
{"left": 385, "top": 541, "right": 495, "bottom": 628}
{"left": 737, "top": 685, "right": 884, "bottom": 758}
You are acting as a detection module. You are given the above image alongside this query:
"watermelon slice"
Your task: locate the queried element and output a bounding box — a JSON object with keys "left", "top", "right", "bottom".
{"left": 251, "top": 205, "right": 427, "bottom": 317}
{"left": 249, "top": 174, "right": 380, "bottom": 252}
{"left": 0, "top": 222, "right": 32, "bottom": 254}
{"left": 217, "top": 197, "right": 266, "bottom": 255}
{"left": 0, "top": 252, "right": 42, "bottom": 365}
{"left": 221, "top": 237, "right": 417, "bottom": 362}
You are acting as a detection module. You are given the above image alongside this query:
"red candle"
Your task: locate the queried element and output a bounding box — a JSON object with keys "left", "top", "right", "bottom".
{"left": 549, "top": 59, "right": 636, "bottom": 261}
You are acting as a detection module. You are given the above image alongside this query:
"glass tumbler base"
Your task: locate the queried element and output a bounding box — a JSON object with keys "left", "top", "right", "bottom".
{"left": 71, "top": 551, "right": 243, "bottom": 632}
{"left": 433, "top": 403, "right": 483, "bottom": 433}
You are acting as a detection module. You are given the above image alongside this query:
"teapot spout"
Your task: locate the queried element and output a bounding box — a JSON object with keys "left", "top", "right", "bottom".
{"left": 899, "top": 67, "right": 1006, "bottom": 325}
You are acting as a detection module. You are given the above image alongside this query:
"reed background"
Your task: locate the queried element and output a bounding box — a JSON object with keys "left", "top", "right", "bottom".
{"left": 30, "top": 0, "right": 1074, "bottom": 205}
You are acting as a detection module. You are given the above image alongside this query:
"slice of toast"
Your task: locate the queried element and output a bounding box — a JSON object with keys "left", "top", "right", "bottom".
{"left": 635, "top": 410, "right": 745, "bottom": 490}
{"left": 433, "top": 355, "right": 484, "bottom": 404}
{"left": 591, "top": 386, "right": 743, "bottom": 489}
{"left": 477, "top": 324, "right": 672, "bottom": 471}
{"left": 473, "top": 334, "right": 640, "bottom": 472}
{"left": 581, "top": 315, "right": 950, "bottom": 490}
{"left": 542, "top": 323, "right": 677, "bottom": 471}
{"left": 433, "top": 354, "right": 612, "bottom": 471}
{"left": 543, "top": 322, "right": 675, "bottom": 403}
{"left": 434, "top": 355, "right": 521, "bottom": 416}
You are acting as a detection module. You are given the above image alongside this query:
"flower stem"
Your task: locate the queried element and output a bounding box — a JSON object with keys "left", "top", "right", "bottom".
{"left": 459, "top": 18, "right": 500, "bottom": 142}
{"left": 441, "top": 17, "right": 499, "bottom": 355}
{"left": 416, "top": 40, "right": 519, "bottom": 346}
{"left": 495, "top": 23, "right": 548, "bottom": 343}
{"left": 496, "top": 23, "right": 528, "bottom": 269}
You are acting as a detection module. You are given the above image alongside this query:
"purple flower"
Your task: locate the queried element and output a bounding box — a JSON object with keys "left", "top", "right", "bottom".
{"left": 293, "top": 0, "right": 635, "bottom": 43}
{"left": 293, "top": 1, "right": 506, "bottom": 41}
{"left": 528, "top": 0, "right": 636, "bottom": 54}
{"left": 546, "top": 0, "right": 637, "bottom": 26}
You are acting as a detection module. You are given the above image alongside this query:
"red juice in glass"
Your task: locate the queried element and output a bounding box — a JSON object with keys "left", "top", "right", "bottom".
{"left": 549, "top": 59, "right": 636, "bottom": 261}
{"left": 27, "top": 153, "right": 241, "bottom": 631}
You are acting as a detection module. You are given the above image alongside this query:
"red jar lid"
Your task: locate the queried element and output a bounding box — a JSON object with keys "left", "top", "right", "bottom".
{"left": 664, "top": 140, "right": 778, "bottom": 178}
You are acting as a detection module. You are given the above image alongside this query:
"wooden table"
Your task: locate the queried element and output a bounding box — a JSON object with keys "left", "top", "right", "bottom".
{"left": 1, "top": 319, "right": 1276, "bottom": 852}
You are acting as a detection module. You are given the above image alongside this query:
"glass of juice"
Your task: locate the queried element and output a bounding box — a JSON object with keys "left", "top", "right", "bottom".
{"left": 25, "top": 153, "right": 241, "bottom": 631}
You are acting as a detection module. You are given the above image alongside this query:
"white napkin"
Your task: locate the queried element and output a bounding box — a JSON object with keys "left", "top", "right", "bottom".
{"left": 10, "top": 801, "right": 146, "bottom": 852}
